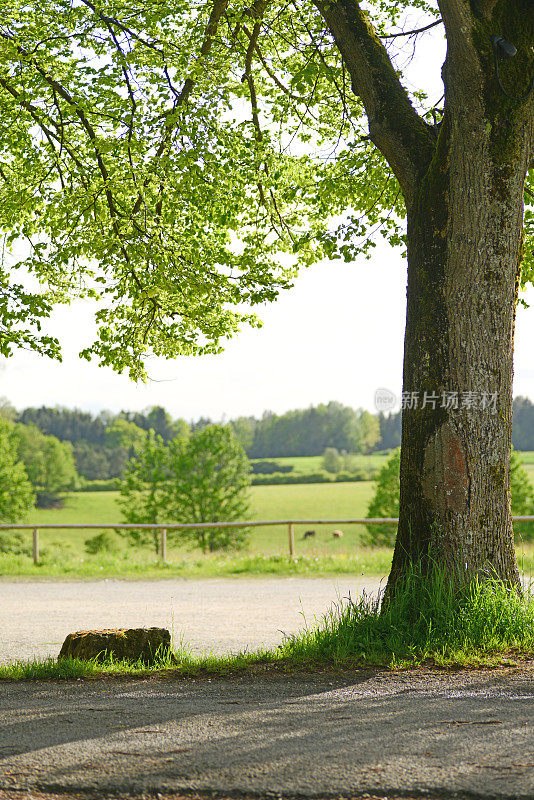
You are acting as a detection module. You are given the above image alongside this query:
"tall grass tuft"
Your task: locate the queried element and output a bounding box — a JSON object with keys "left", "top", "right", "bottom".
{"left": 278, "top": 564, "right": 534, "bottom": 667}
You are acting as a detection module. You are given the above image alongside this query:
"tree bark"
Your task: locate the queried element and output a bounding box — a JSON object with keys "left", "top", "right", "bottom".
{"left": 314, "top": 0, "right": 534, "bottom": 597}
{"left": 385, "top": 11, "right": 534, "bottom": 596}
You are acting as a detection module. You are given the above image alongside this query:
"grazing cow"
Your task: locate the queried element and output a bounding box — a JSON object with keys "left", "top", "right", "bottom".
{"left": 332, "top": 529, "right": 343, "bottom": 538}
{"left": 303, "top": 530, "right": 316, "bottom": 539}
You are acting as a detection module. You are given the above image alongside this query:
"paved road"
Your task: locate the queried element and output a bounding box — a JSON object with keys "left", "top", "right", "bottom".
{"left": 0, "top": 576, "right": 384, "bottom": 662}
{"left": 0, "top": 666, "right": 532, "bottom": 799}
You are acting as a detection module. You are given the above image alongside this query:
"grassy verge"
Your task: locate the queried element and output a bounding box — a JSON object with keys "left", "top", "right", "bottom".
{"left": 0, "top": 647, "right": 280, "bottom": 681}
{"left": 0, "top": 549, "right": 394, "bottom": 578}
{"left": 2, "top": 545, "right": 533, "bottom": 579}
{"left": 281, "top": 569, "right": 534, "bottom": 669}
{"left": 2, "top": 570, "right": 533, "bottom": 680}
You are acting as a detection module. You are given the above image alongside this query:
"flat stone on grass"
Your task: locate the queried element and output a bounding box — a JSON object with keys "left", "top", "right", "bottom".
{"left": 58, "top": 627, "right": 171, "bottom": 664}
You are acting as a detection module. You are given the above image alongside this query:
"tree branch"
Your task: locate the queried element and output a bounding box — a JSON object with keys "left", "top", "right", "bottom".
{"left": 314, "top": 0, "right": 436, "bottom": 206}
{"left": 77, "top": 0, "right": 167, "bottom": 56}
{"left": 0, "top": 76, "right": 86, "bottom": 175}
{"left": 380, "top": 19, "right": 443, "bottom": 39}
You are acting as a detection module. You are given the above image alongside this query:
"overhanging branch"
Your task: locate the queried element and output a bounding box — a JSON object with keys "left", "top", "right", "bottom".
{"left": 314, "top": 0, "right": 436, "bottom": 206}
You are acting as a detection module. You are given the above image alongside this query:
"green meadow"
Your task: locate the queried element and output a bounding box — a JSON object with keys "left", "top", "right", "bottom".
{"left": 0, "top": 481, "right": 394, "bottom": 578}
{"left": 1, "top": 475, "right": 533, "bottom": 578}
{"left": 8, "top": 481, "right": 375, "bottom": 558}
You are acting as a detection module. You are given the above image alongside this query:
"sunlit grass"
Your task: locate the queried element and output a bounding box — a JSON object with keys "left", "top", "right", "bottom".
{"left": 1, "top": 540, "right": 532, "bottom": 581}
{"left": 2, "top": 567, "right": 532, "bottom": 680}
{"left": 0, "top": 642, "right": 279, "bottom": 680}
{"left": 279, "top": 568, "right": 534, "bottom": 669}
{"left": 0, "top": 549, "right": 394, "bottom": 578}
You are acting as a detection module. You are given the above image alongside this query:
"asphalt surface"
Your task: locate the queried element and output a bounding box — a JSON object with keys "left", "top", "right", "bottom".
{"left": 0, "top": 665, "right": 533, "bottom": 799}
{"left": 0, "top": 576, "right": 384, "bottom": 662}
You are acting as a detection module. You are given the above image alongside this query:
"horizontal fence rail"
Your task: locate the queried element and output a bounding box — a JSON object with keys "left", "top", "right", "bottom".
{"left": 1, "top": 517, "right": 533, "bottom": 565}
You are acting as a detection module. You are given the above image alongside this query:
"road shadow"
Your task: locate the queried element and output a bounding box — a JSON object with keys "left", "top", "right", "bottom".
{"left": 0, "top": 667, "right": 533, "bottom": 799}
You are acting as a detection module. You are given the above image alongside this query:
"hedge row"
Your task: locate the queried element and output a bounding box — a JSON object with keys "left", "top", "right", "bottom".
{"left": 78, "top": 471, "right": 377, "bottom": 491}
{"left": 251, "top": 470, "right": 375, "bottom": 485}
{"left": 77, "top": 478, "right": 121, "bottom": 491}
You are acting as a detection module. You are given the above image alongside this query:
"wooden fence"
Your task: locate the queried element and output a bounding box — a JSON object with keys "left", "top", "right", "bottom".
{"left": 1, "top": 517, "right": 534, "bottom": 565}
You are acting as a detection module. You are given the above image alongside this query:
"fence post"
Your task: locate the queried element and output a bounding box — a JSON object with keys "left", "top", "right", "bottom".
{"left": 32, "top": 528, "right": 39, "bottom": 565}
{"left": 160, "top": 528, "right": 167, "bottom": 563}
{"left": 288, "top": 522, "right": 294, "bottom": 558}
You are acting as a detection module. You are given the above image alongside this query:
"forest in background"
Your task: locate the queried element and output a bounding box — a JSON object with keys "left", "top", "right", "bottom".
{"left": 1, "top": 396, "right": 533, "bottom": 487}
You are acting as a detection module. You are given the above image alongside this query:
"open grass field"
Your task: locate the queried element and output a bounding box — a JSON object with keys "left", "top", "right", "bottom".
{"left": 251, "top": 455, "right": 325, "bottom": 473}
{"left": 0, "top": 482, "right": 389, "bottom": 578}
{"left": 12, "top": 482, "right": 376, "bottom": 558}
{"left": 1, "top": 477, "right": 533, "bottom": 578}
{"left": 253, "top": 453, "right": 392, "bottom": 474}
{"left": 251, "top": 481, "right": 376, "bottom": 550}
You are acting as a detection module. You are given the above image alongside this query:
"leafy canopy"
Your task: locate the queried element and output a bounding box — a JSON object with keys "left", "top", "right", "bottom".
{"left": 1, "top": 0, "right": 532, "bottom": 376}
{"left": 0, "top": 0, "right": 431, "bottom": 375}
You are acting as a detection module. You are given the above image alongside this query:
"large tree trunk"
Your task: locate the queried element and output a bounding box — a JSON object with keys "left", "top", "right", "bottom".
{"left": 386, "top": 73, "right": 532, "bottom": 598}
{"left": 317, "top": 0, "right": 534, "bottom": 598}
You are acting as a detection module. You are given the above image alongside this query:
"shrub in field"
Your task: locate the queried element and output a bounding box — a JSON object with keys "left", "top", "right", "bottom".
{"left": 120, "top": 424, "right": 251, "bottom": 553}
{"left": 0, "top": 419, "right": 35, "bottom": 523}
{"left": 364, "top": 449, "right": 400, "bottom": 546}
{"left": 84, "top": 531, "right": 119, "bottom": 555}
{"left": 334, "top": 470, "right": 371, "bottom": 482}
{"left": 0, "top": 532, "right": 31, "bottom": 556}
{"left": 322, "top": 447, "right": 377, "bottom": 480}
{"left": 322, "top": 447, "right": 343, "bottom": 474}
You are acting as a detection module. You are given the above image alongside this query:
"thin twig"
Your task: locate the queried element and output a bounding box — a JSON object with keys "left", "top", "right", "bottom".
{"left": 380, "top": 19, "right": 442, "bottom": 39}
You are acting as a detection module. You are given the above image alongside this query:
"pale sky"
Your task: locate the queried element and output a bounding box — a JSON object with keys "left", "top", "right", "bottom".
{"left": 3, "top": 242, "right": 534, "bottom": 421}
{"left": 2, "top": 19, "right": 534, "bottom": 421}
{"left": 2, "top": 242, "right": 405, "bottom": 419}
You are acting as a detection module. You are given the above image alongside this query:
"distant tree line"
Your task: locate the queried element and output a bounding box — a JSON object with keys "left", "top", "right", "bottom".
{"left": 17, "top": 405, "right": 188, "bottom": 482}
{"left": 230, "top": 403, "right": 383, "bottom": 457}
{"left": 4, "top": 397, "right": 533, "bottom": 485}
{"left": 512, "top": 397, "right": 534, "bottom": 451}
